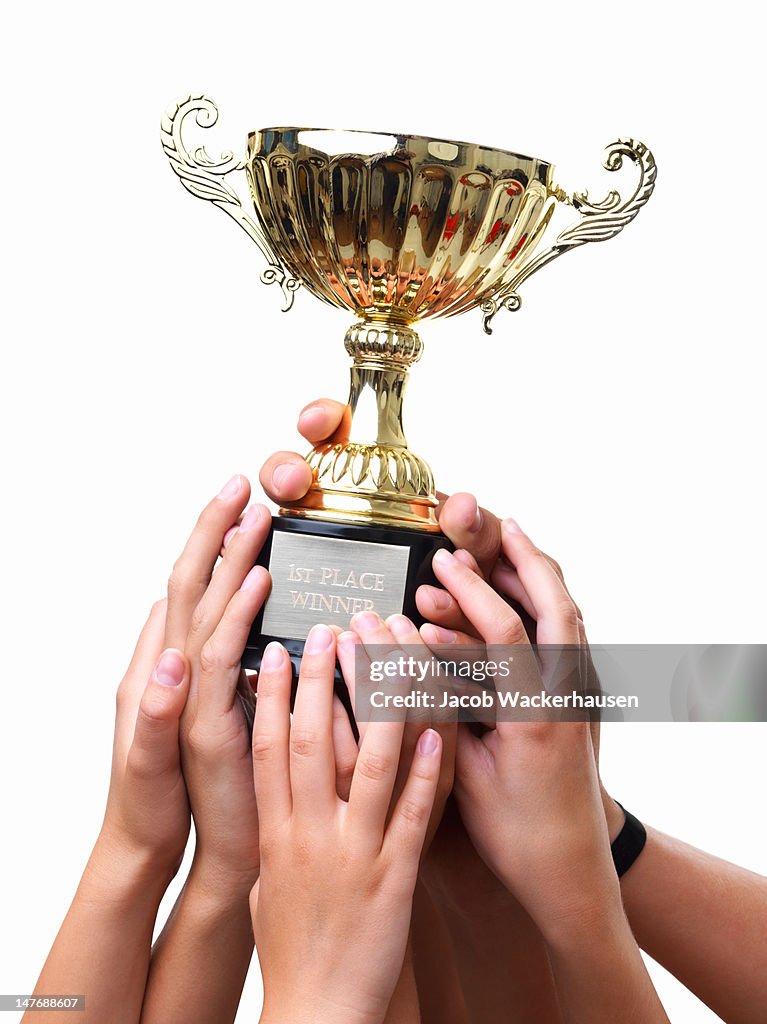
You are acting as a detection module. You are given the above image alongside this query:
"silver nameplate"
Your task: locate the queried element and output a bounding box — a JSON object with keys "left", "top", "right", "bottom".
{"left": 261, "top": 531, "right": 411, "bottom": 641}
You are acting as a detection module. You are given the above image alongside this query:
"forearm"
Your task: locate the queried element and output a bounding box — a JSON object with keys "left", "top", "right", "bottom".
{"left": 26, "top": 833, "right": 170, "bottom": 1024}
{"left": 382, "top": 935, "right": 421, "bottom": 1024}
{"left": 543, "top": 903, "right": 669, "bottom": 1024}
{"left": 141, "top": 857, "right": 254, "bottom": 1024}
{"left": 618, "top": 823, "right": 767, "bottom": 1024}
{"left": 411, "top": 884, "right": 467, "bottom": 1024}
{"left": 421, "top": 884, "right": 561, "bottom": 1024}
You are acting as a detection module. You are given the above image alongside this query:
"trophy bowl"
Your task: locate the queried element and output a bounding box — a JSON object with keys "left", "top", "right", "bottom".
{"left": 245, "top": 127, "right": 556, "bottom": 325}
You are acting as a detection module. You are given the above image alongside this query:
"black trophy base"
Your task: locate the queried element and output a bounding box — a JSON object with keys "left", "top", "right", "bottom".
{"left": 243, "top": 515, "right": 453, "bottom": 709}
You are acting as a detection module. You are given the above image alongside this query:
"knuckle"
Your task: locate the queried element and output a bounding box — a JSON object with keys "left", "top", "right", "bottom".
{"left": 543, "top": 554, "right": 564, "bottom": 580}
{"left": 493, "top": 608, "right": 527, "bottom": 642}
{"left": 198, "top": 637, "right": 221, "bottom": 676}
{"left": 167, "top": 559, "right": 190, "bottom": 599}
{"left": 251, "top": 733, "right": 276, "bottom": 763}
{"left": 185, "top": 720, "right": 211, "bottom": 757}
{"left": 356, "top": 751, "right": 394, "bottom": 783}
{"left": 554, "top": 597, "right": 579, "bottom": 629}
{"left": 189, "top": 602, "right": 211, "bottom": 642}
{"left": 125, "top": 744, "right": 153, "bottom": 779}
{"left": 290, "top": 729, "right": 319, "bottom": 759}
{"left": 398, "top": 797, "right": 428, "bottom": 828}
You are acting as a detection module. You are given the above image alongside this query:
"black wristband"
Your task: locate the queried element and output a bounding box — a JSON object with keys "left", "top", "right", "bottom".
{"left": 611, "top": 803, "right": 647, "bottom": 878}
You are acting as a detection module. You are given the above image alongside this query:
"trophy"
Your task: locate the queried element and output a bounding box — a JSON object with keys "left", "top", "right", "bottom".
{"left": 161, "top": 95, "right": 656, "bottom": 678}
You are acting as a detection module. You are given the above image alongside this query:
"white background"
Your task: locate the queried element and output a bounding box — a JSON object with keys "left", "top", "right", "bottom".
{"left": 1, "top": 2, "right": 765, "bottom": 1022}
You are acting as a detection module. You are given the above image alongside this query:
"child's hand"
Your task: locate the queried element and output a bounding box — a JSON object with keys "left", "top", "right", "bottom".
{"left": 251, "top": 626, "right": 442, "bottom": 1024}
{"left": 100, "top": 599, "right": 191, "bottom": 880}
{"left": 336, "top": 612, "right": 456, "bottom": 853}
{"left": 163, "top": 475, "right": 272, "bottom": 892}
{"left": 431, "top": 523, "right": 620, "bottom": 939}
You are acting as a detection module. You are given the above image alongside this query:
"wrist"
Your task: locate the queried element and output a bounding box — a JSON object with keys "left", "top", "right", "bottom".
{"left": 84, "top": 829, "right": 174, "bottom": 909}
{"left": 538, "top": 883, "right": 628, "bottom": 953}
{"left": 601, "top": 789, "right": 626, "bottom": 843}
{"left": 185, "top": 852, "right": 256, "bottom": 914}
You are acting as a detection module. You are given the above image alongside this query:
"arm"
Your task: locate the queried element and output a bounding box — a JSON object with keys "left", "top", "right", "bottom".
{"left": 433, "top": 526, "right": 670, "bottom": 1023}
{"left": 140, "top": 477, "right": 270, "bottom": 1024}
{"left": 604, "top": 801, "right": 767, "bottom": 1024}
{"left": 142, "top": 858, "right": 254, "bottom": 1024}
{"left": 26, "top": 604, "right": 192, "bottom": 1024}
{"left": 29, "top": 839, "right": 170, "bottom": 1024}
{"left": 251, "top": 629, "right": 442, "bottom": 1024}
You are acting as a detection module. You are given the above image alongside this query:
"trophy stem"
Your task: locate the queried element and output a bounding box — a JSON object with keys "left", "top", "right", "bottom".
{"left": 280, "top": 322, "right": 440, "bottom": 531}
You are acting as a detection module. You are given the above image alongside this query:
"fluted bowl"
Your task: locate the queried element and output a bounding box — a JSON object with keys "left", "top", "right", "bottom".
{"left": 245, "top": 128, "right": 556, "bottom": 324}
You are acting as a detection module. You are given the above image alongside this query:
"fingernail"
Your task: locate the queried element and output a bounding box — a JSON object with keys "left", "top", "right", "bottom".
{"left": 298, "top": 405, "right": 325, "bottom": 429}
{"left": 433, "top": 548, "right": 455, "bottom": 567}
{"left": 423, "top": 623, "right": 457, "bottom": 644}
{"left": 217, "top": 474, "right": 242, "bottom": 500}
{"left": 464, "top": 496, "right": 482, "bottom": 533}
{"left": 240, "top": 504, "right": 264, "bottom": 532}
{"left": 271, "top": 464, "right": 293, "bottom": 492}
{"left": 223, "top": 525, "right": 239, "bottom": 548}
{"left": 337, "top": 630, "right": 358, "bottom": 648}
{"left": 241, "top": 565, "right": 263, "bottom": 591}
{"left": 503, "top": 517, "right": 523, "bottom": 534}
{"left": 154, "top": 649, "right": 185, "bottom": 687}
{"left": 417, "top": 728, "right": 440, "bottom": 756}
{"left": 387, "top": 614, "right": 415, "bottom": 639}
{"left": 304, "top": 624, "right": 334, "bottom": 653}
{"left": 261, "top": 641, "right": 286, "bottom": 670}
{"left": 350, "top": 611, "right": 381, "bottom": 631}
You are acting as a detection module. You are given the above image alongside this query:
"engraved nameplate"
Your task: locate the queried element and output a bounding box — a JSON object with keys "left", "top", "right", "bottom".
{"left": 261, "top": 531, "right": 411, "bottom": 641}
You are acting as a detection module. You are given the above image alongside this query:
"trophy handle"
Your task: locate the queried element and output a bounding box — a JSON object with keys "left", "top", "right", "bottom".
{"left": 160, "top": 95, "right": 300, "bottom": 312}
{"left": 481, "top": 139, "right": 657, "bottom": 334}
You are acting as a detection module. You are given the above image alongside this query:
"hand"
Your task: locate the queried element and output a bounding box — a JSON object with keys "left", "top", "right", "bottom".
{"left": 101, "top": 599, "right": 191, "bottom": 880}
{"left": 164, "top": 475, "right": 273, "bottom": 890}
{"left": 431, "top": 522, "right": 621, "bottom": 938}
{"left": 336, "top": 611, "right": 457, "bottom": 854}
{"left": 251, "top": 626, "right": 443, "bottom": 1024}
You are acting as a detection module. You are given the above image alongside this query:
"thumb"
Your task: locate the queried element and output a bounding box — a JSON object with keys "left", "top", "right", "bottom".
{"left": 438, "top": 493, "right": 502, "bottom": 577}
{"left": 129, "top": 649, "right": 190, "bottom": 776}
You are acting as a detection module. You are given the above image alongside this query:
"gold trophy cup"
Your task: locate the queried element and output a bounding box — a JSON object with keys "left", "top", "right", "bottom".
{"left": 161, "top": 96, "right": 656, "bottom": 676}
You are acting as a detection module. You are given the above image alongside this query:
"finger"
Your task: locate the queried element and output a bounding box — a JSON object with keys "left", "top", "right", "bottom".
{"left": 259, "top": 451, "right": 314, "bottom": 505}
{"left": 490, "top": 562, "right": 537, "bottom": 619}
{"left": 165, "top": 475, "right": 251, "bottom": 649}
{"left": 438, "top": 493, "right": 502, "bottom": 577}
{"left": 127, "top": 649, "right": 190, "bottom": 777}
{"left": 337, "top": 629, "right": 370, "bottom": 742}
{"left": 347, "top": 714, "right": 406, "bottom": 853}
{"left": 432, "top": 548, "right": 529, "bottom": 645}
{"left": 297, "top": 398, "right": 349, "bottom": 443}
{"left": 252, "top": 641, "right": 293, "bottom": 826}
{"left": 186, "top": 504, "right": 271, "bottom": 659}
{"left": 289, "top": 625, "right": 338, "bottom": 818}
{"left": 115, "top": 600, "right": 168, "bottom": 761}
{"left": 196, "top": 565, "right": 272, "bottom": 718}
{"left": 453, "top": 722, "right": 495, "bottom": 797}
{"left": 385, "top": 728, "right": 442, "bottom": 862}
{"left": 332, "top": 695, "right": 358, "bottom": 801}
{"left": 415, "top": 584, "right": 478, "bottom": 636}
{"left": 500, "top": 520, "right": 579, "bottom": 646}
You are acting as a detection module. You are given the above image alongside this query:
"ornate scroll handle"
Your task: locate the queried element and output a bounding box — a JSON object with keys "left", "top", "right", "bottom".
{"left": 160, "top": 95, "right": 300, "bottom": 312}
{"left": 481, "top": 139, "right": 657, "bottom": 334}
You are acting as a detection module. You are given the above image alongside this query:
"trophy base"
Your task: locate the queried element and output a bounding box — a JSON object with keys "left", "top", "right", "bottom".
{"left": 243, "top": 515, "right": 453, "bottom": 707}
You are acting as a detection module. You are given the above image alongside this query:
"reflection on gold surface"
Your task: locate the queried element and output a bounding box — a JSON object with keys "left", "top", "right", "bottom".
{"left": 162, "top": 97, "right": 656, "bottom": 529}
